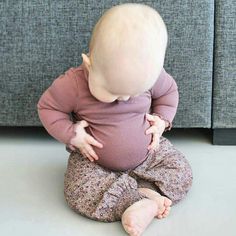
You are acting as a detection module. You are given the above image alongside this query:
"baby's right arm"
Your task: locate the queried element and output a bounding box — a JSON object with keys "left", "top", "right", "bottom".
{"left": 37, "top": 68, "right": 103, "bottom": 161}
{"left": 37, "top": 68, "right": 78, "bottom": 146}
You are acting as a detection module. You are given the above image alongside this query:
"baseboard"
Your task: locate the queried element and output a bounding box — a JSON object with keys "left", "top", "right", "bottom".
{"left": 213, "top": 128, "right": 236, "bottom": 145}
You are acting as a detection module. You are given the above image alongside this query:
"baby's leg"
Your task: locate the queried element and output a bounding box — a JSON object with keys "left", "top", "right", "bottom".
{"left": 64, "top": 151, "right": 174, "bottom": 235}
{"left": 64, "top": 151, "right": 145, "bottom": 222}
{"left": 131, "top": 136, "right": 193, "bottom": 205}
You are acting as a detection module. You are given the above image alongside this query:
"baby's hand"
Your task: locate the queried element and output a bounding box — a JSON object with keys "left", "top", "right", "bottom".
{"left": 145, "top": 113, "right": 166, "bottom": 150}
{"left": 69, "top": 120, "right": 103, "bottom": 162}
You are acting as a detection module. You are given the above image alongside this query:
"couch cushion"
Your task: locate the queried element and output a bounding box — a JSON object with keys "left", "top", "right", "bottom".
{"left": 213, "top": 0, "right": 236, "bottom": 128}
{"left": 0, "top": 1, "right": 214, "bottom": 127}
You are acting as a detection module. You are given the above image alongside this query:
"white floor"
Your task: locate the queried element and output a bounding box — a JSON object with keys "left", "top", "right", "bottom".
{"left": 0, "top": 127, "right": 236, "bottom": 236}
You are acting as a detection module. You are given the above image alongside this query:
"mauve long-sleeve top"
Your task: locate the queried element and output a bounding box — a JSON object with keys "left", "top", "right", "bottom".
{"left": 37, "top": 64, "right": 179, "bottom": 171}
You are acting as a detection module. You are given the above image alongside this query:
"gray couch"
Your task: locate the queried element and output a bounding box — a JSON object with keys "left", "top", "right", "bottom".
{"left": 0, "top": 0, "right": 235, "bottom": 144}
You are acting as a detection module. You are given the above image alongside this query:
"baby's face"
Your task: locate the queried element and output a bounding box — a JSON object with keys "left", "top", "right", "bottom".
{"left": 87, "top": 65, "right": 141, "bottom": 103}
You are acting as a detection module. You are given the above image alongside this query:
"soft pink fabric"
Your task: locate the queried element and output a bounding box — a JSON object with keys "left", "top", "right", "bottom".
{"left": 37, "top": 64, "right": 179, "bottom": 170}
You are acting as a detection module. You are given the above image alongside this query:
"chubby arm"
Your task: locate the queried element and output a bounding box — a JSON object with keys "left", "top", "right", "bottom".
{"left": 150, "top": 67, "right": 179, "bottom": 130}
{"left": 37, "top": 68, "right": 79, "bottom": 145}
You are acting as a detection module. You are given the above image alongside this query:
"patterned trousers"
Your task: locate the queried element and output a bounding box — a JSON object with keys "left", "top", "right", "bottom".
{"left": 64, "top": 136, "right": 193, "bottom": 222}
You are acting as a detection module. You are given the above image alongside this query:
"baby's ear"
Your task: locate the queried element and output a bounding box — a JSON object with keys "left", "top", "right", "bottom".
{"left": 81, "top": 53, "right": 91, "bottom": 71}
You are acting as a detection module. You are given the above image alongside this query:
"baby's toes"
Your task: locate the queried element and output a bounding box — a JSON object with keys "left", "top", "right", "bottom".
{"left": 157, "top": 213, "right": 163, "bottom": 219}
{"left": 164, "top": 197, "right": 172, "bottom": 207}
{"left": 162, "top": 207, "right": 171, "bottom": 218}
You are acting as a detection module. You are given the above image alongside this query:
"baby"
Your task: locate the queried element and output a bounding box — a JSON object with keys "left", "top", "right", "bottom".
{"left": 37, "top": 3, "right": 193, "bottom": 236}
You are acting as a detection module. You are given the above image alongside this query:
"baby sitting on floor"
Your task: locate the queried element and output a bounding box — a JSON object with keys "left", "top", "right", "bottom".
{"left": 37, "top": 3, "right": 192, "bottom": 236}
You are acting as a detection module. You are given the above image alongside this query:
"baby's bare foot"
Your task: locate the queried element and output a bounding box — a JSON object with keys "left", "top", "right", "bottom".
{"left": 121, "top": 198, "right": 160, "bottom": 236}
{"left": 138, "top": 188, "right": 172, "bottom": 219}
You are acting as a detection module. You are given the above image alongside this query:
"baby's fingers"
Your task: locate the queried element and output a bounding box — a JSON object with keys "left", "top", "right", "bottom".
{"left": 83, "top": 151, "right": 95, "bottom": 162}
{"left": 148, "top": 134, "right": 159, "bottom": 150}
{"left": 85, "top": 144, "right": 99, "bottom": 161}
{"left": 145, "top": 125, "right": 157, "bottom": 135}
{"left": 86, "top": 135, "right": 103, "bottom": 148}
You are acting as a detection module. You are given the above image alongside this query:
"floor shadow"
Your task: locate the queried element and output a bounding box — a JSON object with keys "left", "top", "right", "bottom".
{"left": 164, "top": 128, "right": 212, "bottom": 144}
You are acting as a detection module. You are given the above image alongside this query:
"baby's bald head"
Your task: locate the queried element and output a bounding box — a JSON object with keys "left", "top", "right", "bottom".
{"left": 82, "top": 3, "right": 168, "bottom": 102}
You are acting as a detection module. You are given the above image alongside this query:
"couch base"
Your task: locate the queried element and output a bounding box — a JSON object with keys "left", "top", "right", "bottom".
{"left": 213, "top": 129, "right": 236, "bottom": 145}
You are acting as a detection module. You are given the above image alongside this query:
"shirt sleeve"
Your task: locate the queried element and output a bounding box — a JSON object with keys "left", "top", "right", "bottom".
{"left": 37, "top": 68, "right": 79, "bottom": 145}
{"left": 150, "top": 67, "right": 179, "bottom": 129}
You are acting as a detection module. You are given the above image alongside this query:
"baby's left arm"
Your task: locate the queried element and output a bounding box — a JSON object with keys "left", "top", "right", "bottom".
{"left": 149, "top": 67, "right": 179, "bottom": 131}
{"left": 145, "top": 68, "right": 179, "bottom": 150}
